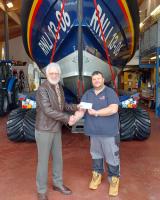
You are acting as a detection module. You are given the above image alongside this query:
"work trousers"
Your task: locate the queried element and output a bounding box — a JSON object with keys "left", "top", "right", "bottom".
{"left": 90, "top": 135, "right": 120, "bottom": 178}
{"left": 35, "top": 129, "right": 63, "bottom": 194}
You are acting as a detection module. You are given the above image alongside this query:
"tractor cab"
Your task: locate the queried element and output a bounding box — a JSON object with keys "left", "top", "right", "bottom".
{"left": 0, "top": 60, "right": 18, "bottom": 116}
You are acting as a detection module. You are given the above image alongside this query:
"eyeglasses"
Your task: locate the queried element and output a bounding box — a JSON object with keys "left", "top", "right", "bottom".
{"left": 49, "top": 73, "right": 60, "bottom": 76}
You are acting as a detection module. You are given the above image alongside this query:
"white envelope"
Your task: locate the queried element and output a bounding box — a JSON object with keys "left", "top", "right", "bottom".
{"left": 80, "top": 102, "right": 92, "bottom": 109}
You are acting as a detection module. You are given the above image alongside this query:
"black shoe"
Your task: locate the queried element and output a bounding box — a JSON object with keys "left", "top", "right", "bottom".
{"left": 37, "top": 193, "right": 48, "bottom": 200}
{"left": 53, "top": 185, "right": 72, "bottom": 195}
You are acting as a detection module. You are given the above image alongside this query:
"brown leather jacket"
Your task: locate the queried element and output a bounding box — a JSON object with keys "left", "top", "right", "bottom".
{"left": 35, "top": 80, "right": 77, "bottom": 133}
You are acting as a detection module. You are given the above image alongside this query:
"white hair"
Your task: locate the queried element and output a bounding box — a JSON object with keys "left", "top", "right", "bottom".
{"left": 45, "top": 62, "right": 61, "bottom": 75}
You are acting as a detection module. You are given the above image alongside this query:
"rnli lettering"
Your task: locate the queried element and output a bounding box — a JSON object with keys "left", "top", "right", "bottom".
{"left": 48, "top": 21, "right": 60, "bottom": 40}
{"left": 38, "top": 7, "right": 71, "bottom": 56}
{"left": 56, "top": 10, "right": 71, "bottom": 32}
{"left": 38, "top": 34, "right": 53, "bottom": 56}
{"left": 90, "top": 4, "right": 123, "bottom": 56}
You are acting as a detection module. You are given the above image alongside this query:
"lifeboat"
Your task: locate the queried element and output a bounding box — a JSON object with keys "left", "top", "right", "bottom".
{"left": 21, "top": 0, "right": 139, "bottom": 96}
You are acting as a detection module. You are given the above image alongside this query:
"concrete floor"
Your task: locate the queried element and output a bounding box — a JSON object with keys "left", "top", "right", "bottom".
{"left": 0, "top": 111, "right": 160, "bottom": 200}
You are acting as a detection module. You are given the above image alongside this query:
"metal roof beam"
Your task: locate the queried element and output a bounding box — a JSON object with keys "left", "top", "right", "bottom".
{"left": 0, "top": 1, "right": 21, "bottom": 25}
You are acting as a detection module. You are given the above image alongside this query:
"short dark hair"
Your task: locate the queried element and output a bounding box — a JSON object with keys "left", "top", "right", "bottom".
{"left": 91, "top": 71, "right": 104, "bottom": 78}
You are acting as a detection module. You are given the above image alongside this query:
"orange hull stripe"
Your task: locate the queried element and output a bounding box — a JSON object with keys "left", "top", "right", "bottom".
{"left": 117, "top": 0, "right": 135, "bottom": 55}
{"left": 27, "top": 0, "right": 43, "bottom": 58}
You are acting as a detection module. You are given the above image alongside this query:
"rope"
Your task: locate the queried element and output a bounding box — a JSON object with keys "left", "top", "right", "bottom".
{"left": 50, "top": 0, "right": 67, "bottom": 63}
{"left": 93, "top": 0, "right": 118, "bottom": 94}
{"left": 77, "top": 79, "right": 81, "bottom": 99}
{"left": 50, "top": 1, "right": 117, "bottom": 97}
{"left": 49, "top": 0, "right": 84, "bottom": 99}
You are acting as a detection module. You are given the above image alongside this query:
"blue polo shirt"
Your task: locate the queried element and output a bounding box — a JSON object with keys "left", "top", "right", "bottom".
{"left": 81, "top": 86, "right": 120, "bottom": 137}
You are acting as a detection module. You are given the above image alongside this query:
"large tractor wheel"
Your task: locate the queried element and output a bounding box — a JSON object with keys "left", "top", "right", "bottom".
{"left": 119, "top": 108, "right": 135, "bottom": 140}
{"left": 23, "top": 109, "right": 36, "bottom": 142}
{"left": 119, "top": 107, "right": 151, "bottom": 141}
{"left": 7, "top": 108, "right": 28, "bottom": 142}
{"left": 134, "top": 108, "right": 151, "bottom": 140}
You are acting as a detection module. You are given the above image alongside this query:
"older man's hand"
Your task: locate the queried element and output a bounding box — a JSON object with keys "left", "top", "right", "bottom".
{"left": 68, "top": 115, "right": 77, "bottom": 126}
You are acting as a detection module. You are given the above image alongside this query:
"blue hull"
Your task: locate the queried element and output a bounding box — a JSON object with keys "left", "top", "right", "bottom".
{"left": 21, "top": 0, "right": 139, "bottom": 95}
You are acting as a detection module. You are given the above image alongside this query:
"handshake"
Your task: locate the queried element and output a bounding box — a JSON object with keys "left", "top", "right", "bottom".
{"left": 68, "top": 102, "right": 98, "bottom": 126}
{"left": 68, "top": 109, "right": 84, "bottom": 126}
{"left": 68, "top": 115, "right": 78, "bottom": 126}
{"left": 68, "top": 103, "right": 87, "bottom": 126}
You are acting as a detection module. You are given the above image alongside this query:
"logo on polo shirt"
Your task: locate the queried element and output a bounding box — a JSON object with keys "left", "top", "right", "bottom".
{"left": 99, "top": 95, "right": 105, "bottom": 100}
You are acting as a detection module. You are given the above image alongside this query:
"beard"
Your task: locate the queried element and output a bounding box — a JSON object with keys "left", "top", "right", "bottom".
{"left": 93, "top": 83, "right": 105, "bottom": 91}
{"left": 48, "top": 77, "right": 60, "bottom": 85}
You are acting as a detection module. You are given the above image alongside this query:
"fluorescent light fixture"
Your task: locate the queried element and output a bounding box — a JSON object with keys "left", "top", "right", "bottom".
{"left": 6, "top": 0, "right": 13, "bottom": 8}
{"left": 139, "top": 5, "right": 160, "bottom": 30}
{"left": 150, "top": 56, "right": 156, "bottom": 60}
{"left": 150, "top": 55, "right": 160, "bottom": 60}
{"left": 2, "top": 47, "right": 5, "bottom": 59}
{"left": 139, "top": 22, "right": 144, "bottom": 28}
{"left": 150, "top": 5, "right": 160, "bottom": 16}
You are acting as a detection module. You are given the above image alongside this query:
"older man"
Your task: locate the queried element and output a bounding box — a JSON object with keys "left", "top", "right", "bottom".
{"left": 35, "top": 62, "right": 77, "bottom": 200}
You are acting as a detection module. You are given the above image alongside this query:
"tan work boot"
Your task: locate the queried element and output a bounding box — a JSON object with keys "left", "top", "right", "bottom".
{"left": 89, "top": 171, "right": 102, "bottom": 190}
{"left": 109, "top": 176, "right": 120, "bottom": 196}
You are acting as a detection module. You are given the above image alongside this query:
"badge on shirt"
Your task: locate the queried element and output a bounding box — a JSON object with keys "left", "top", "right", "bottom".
{"left": 99, "top": 95, "right": 105, "bottom": 100}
